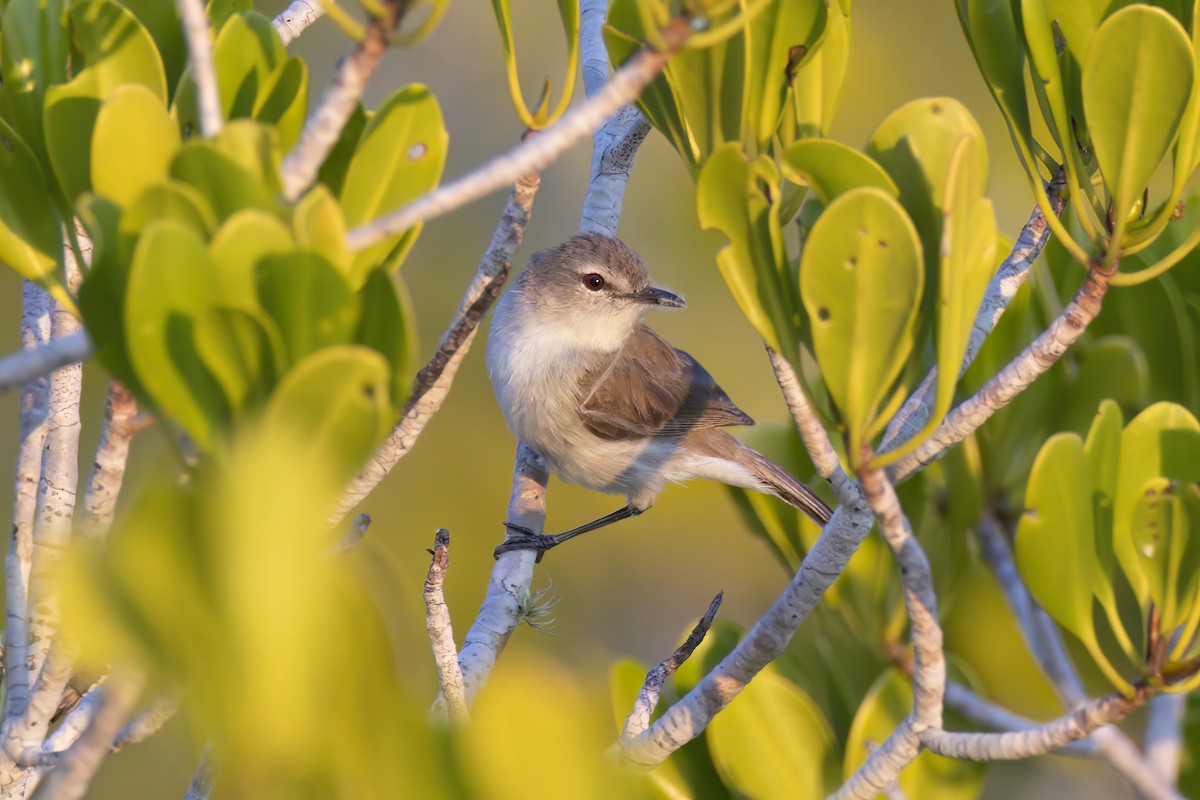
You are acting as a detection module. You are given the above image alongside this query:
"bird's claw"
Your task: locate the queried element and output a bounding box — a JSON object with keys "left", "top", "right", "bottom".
{"left": 495, "top": 522, "right": 553, "bottom": 562}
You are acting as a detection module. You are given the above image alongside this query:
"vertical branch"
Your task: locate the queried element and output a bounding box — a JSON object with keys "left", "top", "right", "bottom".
{"left": 578, "top": 0, "right": 650, "bottom": 236}
{"left": 1144, "top": 694, "right": 1185, "bottom": 789}
{"left": 280, "top": 1, "right": 404, "bottom": 200}
{"left": 6, "top": 283, "right": 52, "bottom": 721}
{"left": 176, "top": 0, "right": 223, "bottom": 138}
{"left": 332, "top": 171, "right": 541, "bottom": 522}
{"left": 452, "top": 447, "right": 547, "bottom": 704}
{"left": 79, "top": 382, "right": 141, "bottom": 539}
{"left": 272, "top": 0, "right": 326, "bottom": 46}
{"left": 425, "top": 529, "right": 468, "bottom": 724}
{"left": 36, "top": 676, "right": 141, "bottom": 800}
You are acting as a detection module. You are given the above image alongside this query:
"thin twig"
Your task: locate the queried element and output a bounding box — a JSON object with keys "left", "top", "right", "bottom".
{"left": 5, "top": 283, "right": 53, "bottom": 721}
{"left": 37, "top": 676, "right": 141, "bottom": 800}
{"left": 111, "top": 692, "right": 181, "bottom": 752}
{"left": 183, "top": 745, "right": 213, "bottom": 800}
{"left": 0, "top": 333, "right": 91, "bottom": 396}
{"left": 344, "top": 20, "right": 691, "bottom": 253}
{"left": 888, "top": 259, "right": 1118, "bottom": 484}
{"left": 425, "top": 529, "right": 468, "bottom": 724}
{"left": 617, "top": 592, "right": 722, "bottom": 745}
{"left": 272, "top": 0, "right": 326, "bottom": 46}
{"left": 578, "top": 0, "right": 651, "bottom": 237}
{"left": 332, "top": 170, "right": 541, "bottom": 523}
{"left": 921, "top": 688, "right": 1149, "bottom": 760}
{"left": 280, "top": 1, "right": 405, "bottom": 200}
{"left": 176, "top": 0, "right": 222, "bottom": 137}
{"left": 878, "top": 187, "right": 1065, "bottom": 454}
{"left": 333, "top": 513, "right": 371, "bottom": 553}
{"left": 1144, "top": 694, "right": 1186, "bottom": 789}
{"left": 942, "top": 680, "right": 1094, "bottom": 756}
{"left": 79, "top": 381, "right": 143, "bottom": 539}
{"left": 42, "top": 682, "right": 105, "bottom": 755}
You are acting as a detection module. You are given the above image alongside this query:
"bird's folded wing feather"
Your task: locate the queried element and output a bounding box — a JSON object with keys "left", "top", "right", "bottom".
{"left": 578, "top": 325, "right": 753, "bottom": 440}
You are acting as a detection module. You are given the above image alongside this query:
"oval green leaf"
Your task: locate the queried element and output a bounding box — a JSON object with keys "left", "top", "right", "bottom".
{"left": 255, "top": 251, "right": 358, "bottom": 367}
{"left": 91, "top": 85, "right": 180, "bottom": 207}
{"left": 781, "top": 139, "right": 898, "bottom": 205}
{"left": 0, "top": 118, "right": 64, "bottom": 295}
{"left": 208, "top": 209, "right": 295, "bottom": 309}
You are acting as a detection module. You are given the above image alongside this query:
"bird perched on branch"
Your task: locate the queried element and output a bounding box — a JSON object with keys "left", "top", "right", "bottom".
{"left": 486, "top": 234, "right": 833, "bottom": 559}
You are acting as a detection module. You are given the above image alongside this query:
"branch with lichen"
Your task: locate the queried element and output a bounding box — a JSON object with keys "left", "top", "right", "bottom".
{"left": 425, "top": 530, "right": 468, "bottom": 724}
{"left": 79, "top": 382, "right": 144, "bottom": 539}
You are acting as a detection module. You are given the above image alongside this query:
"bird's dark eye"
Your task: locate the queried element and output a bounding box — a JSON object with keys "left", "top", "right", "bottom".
{"left": 582, "top": 273, "right": 605, "bottom": 291}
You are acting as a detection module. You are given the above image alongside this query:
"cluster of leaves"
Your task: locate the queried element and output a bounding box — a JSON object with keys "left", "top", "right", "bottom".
{"left": 958, "top": 0, "right": 1200, "bottom": 281}
{"left": 0, "top": 0, "right": 449, "bottom": 452}
{"left": 1017, "top": 401, "right": 1200, "bottom": 696}
{"left": 491, "top": 0, "right": 579, "bottom": 129}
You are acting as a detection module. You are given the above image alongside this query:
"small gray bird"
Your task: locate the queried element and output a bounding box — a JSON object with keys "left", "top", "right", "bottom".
{"left": 486, "top": 234, "right": 833, "bottom": 558}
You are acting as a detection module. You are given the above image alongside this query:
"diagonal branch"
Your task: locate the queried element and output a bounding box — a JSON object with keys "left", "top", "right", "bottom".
{"left": 888, "top": 258, "right": 1118, "bottom": 484}
{"left": 79, "top": 381, "right": 144, "bottom": 539}
{"left": 344, "top": 20, "right": 691, "bottom": 253}
{"left": 36, "top": 675, "right": 141, "bottom": 800}
{"left": 0, "top": 333, "right": 91, "bottom": 397}
{"left": 272, "top": 0, "right": 326, "bottom": 46}
{"left": 617, "top": 592, "right": 722, "bottom": 746}
{"left": 879, "top": 187, "right": 1065, "bottom": 453}
{"left": 425, "top": 529, "right": 467, "bottom": 724}
{"left": 176, "top": 0, "right": 222, "bottom": 138}
{"left": 332, "top": 170, "right": 541, "bottom": 523}
{"left": 280, "top": 1, "right": 406, "bottom": 200}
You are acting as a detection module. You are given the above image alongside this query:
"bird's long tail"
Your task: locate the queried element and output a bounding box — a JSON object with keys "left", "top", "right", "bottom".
{"left": 741, "top": 445, "right": 834, "bottom": 526}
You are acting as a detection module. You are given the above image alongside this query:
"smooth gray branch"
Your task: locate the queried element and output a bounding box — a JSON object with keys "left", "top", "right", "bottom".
{"left": 79, "top": 382, "right": 143, "bottom": 539}
{"left": 0, "top": 333, "right": 90, "bottom": 397}
{"left": 271, "top": 0, "right": 325, "bottom": 45}
{"left": 37, "top": 676, "right": 141, "bottom": 800}
{"left": 425, "top": 529, "right": 468, "bottom": 724}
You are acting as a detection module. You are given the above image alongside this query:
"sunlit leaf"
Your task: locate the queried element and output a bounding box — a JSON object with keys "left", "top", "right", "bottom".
{"left": 0, "top": 118, "right": 64, "bottom": 299}
{"left": 781, "top": 139, "right": 897, "bottom": 204}
{"left": 90, "top": 85, "right": 180, "bottom": 207}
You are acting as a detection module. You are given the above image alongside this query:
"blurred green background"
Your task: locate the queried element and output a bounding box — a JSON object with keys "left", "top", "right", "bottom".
{"left": 0, "top": 0, "right": 1154, "bottom": 796}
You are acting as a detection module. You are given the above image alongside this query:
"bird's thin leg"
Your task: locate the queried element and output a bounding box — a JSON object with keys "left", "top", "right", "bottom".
{"left": 494, "top": 505, "right": 642, "bottom": 561}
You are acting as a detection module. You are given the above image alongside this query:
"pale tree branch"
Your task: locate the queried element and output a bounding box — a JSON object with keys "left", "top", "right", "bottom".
{"left": 941, "top": 680, "right": 1094, "bottom": 756}
{"left": 451, "top": 447, "right": 547, "bottom": 705}
{"left": 271, "top": 0, "right": 326, "bottom": 46}
{"left": 834, "top": 464, "right": 944, "bottom": 800}
{"left": 888, "top": 258, "right": 1118, "bottom": 484}
{"left": 79, "top": 381, "right": 143, "bottom": 539}
{"left": 332, "top": 170, "right": 541, "bottom": 523}
{"left": 620, "top": 353, "right": 874, "bottom": 769}
{"left": 425, "top": 529, "right": 468, "bottom": 725}
{"left": 578, "top": 0, "right": 650, "bottom": 237}
{"left": 183, "top": 745, "right": 214, "bottom": 800}
{"left": 37, "top": 676, "right": 141, "bottom": 800}
{"left": 42, "top": 683, "right": 104, "bottom": 755}
{"left": 6, "top": 283, "right": 53, "bottom": 722}
{"left": 111, "top": 692, "right": 181, "bottom": 751}
{"left": 616, "top": 592, "right": 722, "bottom": 746}
{"left": 0, "top": 333, "right": 91, "bottom": 396}
{"left": 2, "top": 638, "right": 80, "bottom": 779}
{"left": 344, "top": 20, "right": 691, "bottom": 253}
{"left": 1144, "top": 694, "right": 1186, "bottom": 789}
{"left": 176, "top": 0, "right": 222, "bottom": 137}
{"left": 921, "top": 689, "right": 1148, "bottom": 761}
{"left": 879, "top": 187, "right": 1065, "bottom": 453}
{"left": 280, "top": 1, "right": 405, "bottom": 201}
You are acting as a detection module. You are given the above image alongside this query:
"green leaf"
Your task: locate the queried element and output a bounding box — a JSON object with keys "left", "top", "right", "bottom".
{"left": 1115, "top": 403, "right": 1200, "bottom": 608}
{"left": 745, "top": 0, "right": 829, "bottom": 149}
{"left": 707, "top": 670, "right": 834, "bottom": 799}
{"left": 866, "top": 97, "right": 987, "bottom": 333}
{"left": 206, "top": 0, "right": 251, "bottom": 32}
{"left": 340, "top": 85, "right": 447, "bottom": 281}
{"left": 790, "top": 0, "right": 850, "bottom": 139}
{"left": 121, "top": 0, "right": 186, "bottom": 101}
{"left": 193, "top": 306, "right": 281, "bottom": 414}
{"left": 1018, "top": 432, "right": 1135, "bottom": 693}
{"left": 1130, "top": 478, "right": 1197, "bottom": 635}
{"left": 0, "top": 118, "right": 64, "bottom": 298}
{"left": 0, "top": 0, "right": 68, "bottom": 171}
{"left": 845, "top": 668, "right": 985, "bottom": 800}
{"left": 255, "top": 251, "right": 358, "bottom": 367}
{"left": 1065, "top": 336, "right": 1151, "bottom": 433}
{"left": 170, "top": 139, "right": 276, "bottom": 221}
{"left": 259, "top": 346, "right": 392, "bottom": 485}
{"left": 208, "top": 209, "right": 295, "bottom": 309}
{"left": 696, "top": 144, "right": 793, "bottom": 356}
{"left": 316, "top": 102, "right": 366, "bottom": 197}
{"left": 932, "top": 134, "right": 997, "bottom": 431}
{"left": 781, "top": 139, "right": 898, "bottom": 205}
{"left": 355, "top": 269, "right": 413, "bottom": 410}
{"left": 43, "top": 0, "right": 167, "bottom": 203}
{"left": 125, "top": 220, "right": 226, "bottom": 448}
{"left": 78, "top": 194, "right": 140, "bottom": 390}
{"left": 293, "top": 185, "right": 352, "bottom": 277}
{"left": 1084, "top": 6, "right": 1194, "bottom": 240}
{"left": 90, "top": 85, "right": 180, "bottom": 207}
{"left": 955, "top": 0, "right": 1033, "bottom": 162}
{"left": 253, "top": 57, "right": 308, "bottom": 151}
{"left": 211, "top": 120, "right": 284, "bottom": 195}
{"left": 799, "top": 187, "right": 923, "bottom": 463}
{"left": 118, "top": 181, "right": 216, "bottom": 264}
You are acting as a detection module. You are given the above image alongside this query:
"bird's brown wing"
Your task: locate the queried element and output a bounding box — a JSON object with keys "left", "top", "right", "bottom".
{"left": 578, "top": 325, "right": 753, "bottom": 441}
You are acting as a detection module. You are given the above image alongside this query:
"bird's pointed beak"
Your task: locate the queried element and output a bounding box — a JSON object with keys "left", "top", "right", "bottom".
{"left": 629, "top": 286, "right": 686, "bottom": 309}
